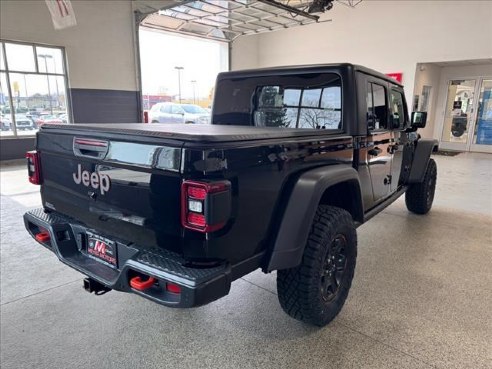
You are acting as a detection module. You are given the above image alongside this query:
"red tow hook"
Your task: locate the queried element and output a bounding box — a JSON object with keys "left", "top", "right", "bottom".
{"left": 130, "top": 276, "right": 156, "bottom": 291}
{"left": 35, "top": 231, "right": 51, "bottom": 243}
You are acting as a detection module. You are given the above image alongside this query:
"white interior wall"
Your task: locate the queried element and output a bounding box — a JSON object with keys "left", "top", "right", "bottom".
{"left": 230, "top": 36, "right": 258, "bottom": 71}
{"left": 413, "top": 63, "right": 442, "bottom": 139}
{"left": 0, "top": 0, "right": 137, "bottom": 91}
{"left": 231, "top": 0, "right": 492, "bottom": 110}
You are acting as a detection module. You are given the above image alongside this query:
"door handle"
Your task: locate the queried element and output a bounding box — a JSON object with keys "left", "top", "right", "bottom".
{"left": 73, "top": 138, "right": 109, "bottom": 159}
{"left": 368, "top": 147, "right": 382, "bottom": 156}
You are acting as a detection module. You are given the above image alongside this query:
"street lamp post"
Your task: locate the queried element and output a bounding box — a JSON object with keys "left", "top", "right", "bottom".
{"left": 191, "top": 80, "right": 197, "bottom": 104}
{"left": 174, "top": 66, "right": 184, "bottom": 103}
{"left": 38, "top": 54, "right": 53, "bottom": 114}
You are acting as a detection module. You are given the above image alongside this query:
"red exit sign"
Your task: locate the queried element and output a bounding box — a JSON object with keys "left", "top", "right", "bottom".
{"left": 386, "top": 73, "right": 403, "bottom": 83}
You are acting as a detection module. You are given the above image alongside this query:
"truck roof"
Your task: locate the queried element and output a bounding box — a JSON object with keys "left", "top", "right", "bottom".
{"left": 218, "top": 63, "right": 403, "bottom": 87}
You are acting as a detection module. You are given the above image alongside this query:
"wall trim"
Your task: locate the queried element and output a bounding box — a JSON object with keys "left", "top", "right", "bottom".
{"left": 0, "top": 137, "right": 36, "bottom": 161}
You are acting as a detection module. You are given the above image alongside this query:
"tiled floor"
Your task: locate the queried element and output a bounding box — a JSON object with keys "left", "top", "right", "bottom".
{"left": 1, "top": 153, "right": 491, "bottom": 369}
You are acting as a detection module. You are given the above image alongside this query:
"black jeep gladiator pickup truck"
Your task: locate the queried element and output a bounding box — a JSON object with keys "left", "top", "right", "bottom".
{"left": 24, "top": 64, "right": 437, "bottom": 326}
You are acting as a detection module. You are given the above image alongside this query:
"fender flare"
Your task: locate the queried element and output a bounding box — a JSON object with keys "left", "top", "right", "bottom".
{"left": 408, "top": 139, "right": 438, "bottom": 183}
{"left": 266, "top": 165, "right": 363, "bottom": 272}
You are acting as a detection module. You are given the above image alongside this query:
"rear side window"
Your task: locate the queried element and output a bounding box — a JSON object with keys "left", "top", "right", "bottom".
{"left": 213, "top": 73, "right": 342, "bottom": 130}
{"left": 254, "top": 81, "right": 341, "bottom": 129}
{"left": 367, "top": 83, "right": 388, "bottom": 131}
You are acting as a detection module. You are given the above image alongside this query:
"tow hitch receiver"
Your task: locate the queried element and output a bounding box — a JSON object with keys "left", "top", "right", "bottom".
{"left": 130, "top": 276, "right": 156, "bottom": 291}
{"left": 83, "top": 278, "right": 111, "bottom": 295}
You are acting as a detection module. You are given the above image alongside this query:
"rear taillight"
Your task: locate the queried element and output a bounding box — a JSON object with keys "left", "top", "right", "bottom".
{"left": 26, "top": 150, "right": 42, "bottom": 185}
{"left": 181, "top": 180, "right": 231, "bottom": 233}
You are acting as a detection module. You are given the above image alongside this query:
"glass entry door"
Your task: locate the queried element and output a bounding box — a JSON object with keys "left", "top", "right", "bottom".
{"left": 440, "top": 78, "right": 492, "bottom": 153}
{"left": 470, "top": 79, "right": 492, "bottom": 153}
{"left": 440, "top": 79, "right": 477, "bottom": 151}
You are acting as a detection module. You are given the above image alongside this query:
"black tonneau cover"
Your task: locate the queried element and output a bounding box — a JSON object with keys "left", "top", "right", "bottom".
{"left": 40, "top": 123, "right": 340, "bottom": 143}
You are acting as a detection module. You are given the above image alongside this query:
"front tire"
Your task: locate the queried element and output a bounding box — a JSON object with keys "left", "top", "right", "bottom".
{"left": 405, "top": 158, "right": 437, "bottom": 214}
{"left": 277, "top": 206, "right": 357, "bottom": 327}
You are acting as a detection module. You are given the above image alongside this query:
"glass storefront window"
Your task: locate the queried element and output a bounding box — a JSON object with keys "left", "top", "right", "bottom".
{"left": 0, "top": 46, "right": 5, "bottom": 70}
{"left": 1, "top": 72, "right": 14, "bottom": 136}
{"left": 0, "top": 40, "right": 70, "bottom": 138}
{"left": 36, "top": 47, "right": 65, "bottom": 74}
{"left": 5, "top": 43, "right": 36, "bottom": 73}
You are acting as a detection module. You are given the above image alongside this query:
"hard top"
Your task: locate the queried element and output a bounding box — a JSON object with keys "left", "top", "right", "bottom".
{"left": 218, "top": 63, "right": 403, "bottom": 87}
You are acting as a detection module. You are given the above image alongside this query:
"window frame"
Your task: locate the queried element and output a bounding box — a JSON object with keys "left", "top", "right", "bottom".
{"left": 389, "top": 88, "right": 408, "bottom": 130}
{"left": 366, "top": 82, "right": 389, "bottom": 133}
{"left": 0, "top": 39, "right": 71, "bottom": 139}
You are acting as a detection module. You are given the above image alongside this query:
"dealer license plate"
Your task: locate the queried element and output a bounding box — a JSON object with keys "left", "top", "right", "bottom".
{"left": 86, "top": 232, "right": 118, "bottom": 269}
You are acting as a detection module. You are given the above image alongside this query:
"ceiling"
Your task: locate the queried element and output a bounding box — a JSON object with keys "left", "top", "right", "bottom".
{"left": 134, "top": 0, "right": 362, "bottom": 42}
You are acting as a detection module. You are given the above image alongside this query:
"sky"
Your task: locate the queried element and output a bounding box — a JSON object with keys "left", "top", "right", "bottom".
{"left": 139, "top": 29, "right": 228, "bottom": 99}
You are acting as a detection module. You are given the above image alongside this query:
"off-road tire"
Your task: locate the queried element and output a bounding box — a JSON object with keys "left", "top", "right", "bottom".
{"left": 405, "top": 158, "right": 437, "bottom": 215}
{"left": 277, "top": 206, "right": 357, "bottom": 327}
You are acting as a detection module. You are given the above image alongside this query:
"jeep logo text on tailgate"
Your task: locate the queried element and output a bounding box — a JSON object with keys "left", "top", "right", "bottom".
{"left": 73, "top": 164, "right": 111, "bottom": 195}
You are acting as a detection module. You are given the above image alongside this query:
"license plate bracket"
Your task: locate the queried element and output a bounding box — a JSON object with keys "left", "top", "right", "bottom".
{"left": 86, "top": 232, "right": 118, "bottom": 269}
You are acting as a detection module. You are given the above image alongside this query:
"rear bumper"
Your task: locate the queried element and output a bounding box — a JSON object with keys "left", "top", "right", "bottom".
{"left": 24, "top": 208, "right": 231, "bottom": 308}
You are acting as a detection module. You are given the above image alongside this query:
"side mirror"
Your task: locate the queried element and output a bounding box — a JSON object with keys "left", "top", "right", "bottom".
{"left": 411, "top": 111, "right": 427, "bottom": 129}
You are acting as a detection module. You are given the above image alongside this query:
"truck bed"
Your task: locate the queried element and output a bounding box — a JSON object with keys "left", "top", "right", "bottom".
{"left": 41, "top": 123, "right": 340, "bottom": 143}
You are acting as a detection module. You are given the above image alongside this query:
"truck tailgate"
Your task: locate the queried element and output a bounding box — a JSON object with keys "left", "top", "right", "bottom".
{"left": 36, "top": 128, "right": 184, "bottom": 252}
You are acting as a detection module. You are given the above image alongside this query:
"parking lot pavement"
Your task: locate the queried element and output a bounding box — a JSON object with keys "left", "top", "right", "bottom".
{"left": 1, "top": 153, "right": 491, "bottom": 369}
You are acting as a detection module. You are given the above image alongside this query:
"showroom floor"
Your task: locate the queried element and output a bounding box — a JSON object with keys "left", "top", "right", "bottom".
{"left": 1, "top": 153, "right": 491, "bottom": 369}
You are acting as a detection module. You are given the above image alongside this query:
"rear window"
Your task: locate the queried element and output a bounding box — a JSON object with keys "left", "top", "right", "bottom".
{"left": 213, "top": 73, "right": 342, "bottom": 130}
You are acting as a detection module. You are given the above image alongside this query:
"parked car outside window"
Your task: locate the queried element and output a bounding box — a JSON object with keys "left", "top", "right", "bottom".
{"left": 15, "top": 114, "right": 36, "bottom": 130}
{"left": 35, "top": 114, "right": 64, "bottom": 127}
{"left": 149, "top": 102, "right": 210, "bottom": 124}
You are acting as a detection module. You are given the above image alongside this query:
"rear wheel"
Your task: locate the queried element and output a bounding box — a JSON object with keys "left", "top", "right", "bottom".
{"left": 405, "top": 158, "right": 437, "bottom": 214}
{"left": 277, "top": 205, "right": 357, "bottom": 327}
